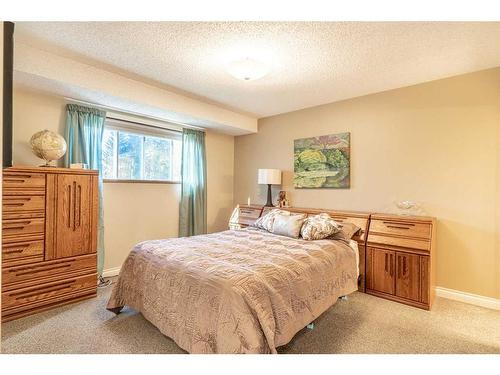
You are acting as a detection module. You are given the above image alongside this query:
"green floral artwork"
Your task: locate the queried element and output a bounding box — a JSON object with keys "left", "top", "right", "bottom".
{"left": 294, "top": 133, "right": 350, "bottom": 188}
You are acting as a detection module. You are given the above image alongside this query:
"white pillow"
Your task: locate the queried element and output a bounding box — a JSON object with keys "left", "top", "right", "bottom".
{"left": 300, "top": 213, "right": 341, "bottom": 240}
{"left": 271, "top": 213, "right": 307, "bottom": 238}
{"left": 253, "top": 209, "right": 291, "bottom": 232}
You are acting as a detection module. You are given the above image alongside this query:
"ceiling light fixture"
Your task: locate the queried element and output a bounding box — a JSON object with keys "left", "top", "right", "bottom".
{"left": 226, "top": 57, "right": 269, "bottom": 81}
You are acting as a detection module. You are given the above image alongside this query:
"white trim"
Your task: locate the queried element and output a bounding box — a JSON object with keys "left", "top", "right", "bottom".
{"left": 105, "top": 117, "right": 182, "bottom": 139}
{"left": 102, "top": 267, "right": 121, "bottom": 278}
{"left": 436, "top": 287, "right": 500, "bottom": 310}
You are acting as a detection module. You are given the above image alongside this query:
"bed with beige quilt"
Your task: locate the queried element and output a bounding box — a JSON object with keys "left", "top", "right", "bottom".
{"left": 107, "top": 221, "right": 362, "bottom": 354}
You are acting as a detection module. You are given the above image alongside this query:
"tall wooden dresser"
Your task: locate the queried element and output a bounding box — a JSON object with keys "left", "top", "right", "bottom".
{"left": 366, "top": 213, "right": 436, "bottom": 310}
{"left": 2, "top": 166, "right": 99, "bottom": 322}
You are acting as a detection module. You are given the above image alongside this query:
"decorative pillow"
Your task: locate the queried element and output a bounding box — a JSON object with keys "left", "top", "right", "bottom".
{"left": 253, "top": 209, "right": 291, "bottom": 232}
{"left": 328, "top": 222, "right": 361, "bottom": 242}
{"left": 300, "top": 213, "right": 341, "bottom": 240}
{"left": 271, "top": 213, "right": 307, "bottom": 239}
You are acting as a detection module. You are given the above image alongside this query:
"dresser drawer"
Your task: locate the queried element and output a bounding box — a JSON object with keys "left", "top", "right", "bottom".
{"left": 239, "top": 207, "right": 262, "bottom": 219}
{"left": 2, "top": 239, "right": 44, "bottom": 266}
{"left": 370, "top": 219, "right": 431, "bottom": 239}
{"left": 3, "top": 172, "right": 46, "bottom": 191}
{"left": 2, "top": 217, "right": 45, "bottom": 238}
{"left": 2, "top": 195, "right": 45, "bottom": 213}
{"left": 2, "top": 254, "right": 97, "bottom": 289}
{"left": 2, "top": 274, "right": 96, "bottom": 313}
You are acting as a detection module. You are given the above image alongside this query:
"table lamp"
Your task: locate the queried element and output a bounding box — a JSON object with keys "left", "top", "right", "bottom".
{"left": 258, "top": 169, "right": 282, "bottom": 207}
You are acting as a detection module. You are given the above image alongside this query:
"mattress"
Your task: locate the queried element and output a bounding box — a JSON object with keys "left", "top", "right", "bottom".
{"left": 107, "top": 228, "right": 358, "bottom": 353}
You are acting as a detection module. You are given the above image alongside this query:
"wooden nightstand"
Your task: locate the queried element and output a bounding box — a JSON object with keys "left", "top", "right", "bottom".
{"left": 228, "top": 204, "right": 264, "bottom": 230}
{"left": 366, "top": 213, "right": 436, "bottom": 310}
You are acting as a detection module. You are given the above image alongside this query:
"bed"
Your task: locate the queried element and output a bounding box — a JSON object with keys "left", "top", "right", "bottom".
{"left": 107, "top": 208, "right": 369, "bottom": 354}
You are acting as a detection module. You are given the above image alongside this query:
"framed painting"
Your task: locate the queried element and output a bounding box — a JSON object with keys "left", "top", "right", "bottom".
{"left": 294, "top": 132, "right": 350, "bottom": 188}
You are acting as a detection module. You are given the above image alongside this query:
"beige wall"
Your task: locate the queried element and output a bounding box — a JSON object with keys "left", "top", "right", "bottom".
{"left": 102, "top": 183, "right": 180, "bottom": 271}
{"left": 12, "top": 88, "right": 235, "bottom": 272}
{"left": 206, "top": 130, "right": 235, "bottom": 233}
{"left": 234, "top": 68, "right": 500, "bottom": 299}
{"left": 13, "top": 88, "right": 66, "bottom": 166}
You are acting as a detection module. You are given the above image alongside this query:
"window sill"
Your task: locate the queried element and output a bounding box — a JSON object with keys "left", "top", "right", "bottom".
{"left": 103, "top": 179, "right": 181, "bottom": 184}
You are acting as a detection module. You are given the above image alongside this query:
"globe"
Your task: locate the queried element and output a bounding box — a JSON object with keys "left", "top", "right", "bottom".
{"left": 30, "top": 130, "right": 67, "bottom": 166}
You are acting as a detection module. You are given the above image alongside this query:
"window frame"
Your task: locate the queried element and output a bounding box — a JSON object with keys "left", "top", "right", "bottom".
{"left": 102, "top": 119, "right": 182, "bottom": 185}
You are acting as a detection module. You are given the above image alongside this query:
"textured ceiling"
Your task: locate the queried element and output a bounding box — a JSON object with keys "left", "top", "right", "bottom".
{"left": 15, "top": 22, "right": 500, "bottom": 117}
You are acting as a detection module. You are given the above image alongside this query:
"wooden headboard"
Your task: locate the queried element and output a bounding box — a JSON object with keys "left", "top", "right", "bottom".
{"left": 261, "top": 206, "right": 370, "bottom": 292}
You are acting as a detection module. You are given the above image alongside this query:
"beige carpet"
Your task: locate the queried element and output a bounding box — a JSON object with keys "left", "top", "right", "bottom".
{"left": 2, "top": 280, "right": 499, "bottom": 354}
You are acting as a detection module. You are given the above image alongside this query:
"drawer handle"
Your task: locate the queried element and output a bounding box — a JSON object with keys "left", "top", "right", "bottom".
{"left": 3, "top": 203, "right": 28, "bottom": 207}
{"left": 4, "top": 179, "right": 28, "bottom": 184}
{"left": 10, "top": 263, "right": 72, "bottom": 274}
{"left": 4, "top": 242, "right": 32, "bottom": 248}
{"left": 385, "top": 225, "right": 412, "bottom": 230}
{"left": 4, "top": 248, "right": 25, "bottom": 254}
{"left": 4, "top": 221, "right": 33, "bottom": 230}
{"left": 10, "top": 281, "right": 75, "bottom": 299}
{"left": 76, "top": 183, "right": 81, "bottom": 229}
{"left": 5, "top": 174, "right": 34, "bottom": 180}
{"left": 11, "top": 260, "right": 74, "bottom": 272}
{"left": 68, "top": 184, "right": 72, "bottom": 228}
{"left": 383, "top": 221, "right": 415, "bottom": 226}
{"left": 4, "top": 226, "right": 29, "bottom": 231}
{"left": 390, "top": 254, "right": 394, "bottom": 277}
{"left": 4, "top": 197, "right": 32, "bottom": 202}
{"left": 4, "top": 220, "right": 32, "bottom": 226}
{"left": 398, "top": 255, "right": 402, "bottom": 278}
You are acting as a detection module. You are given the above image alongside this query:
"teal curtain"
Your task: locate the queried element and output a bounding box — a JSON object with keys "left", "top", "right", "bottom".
{"left": 64, "top": 104, "right": 106, "bottom": 275}
{"left": 179, "top": 129, "right": 207, "bottom": 237}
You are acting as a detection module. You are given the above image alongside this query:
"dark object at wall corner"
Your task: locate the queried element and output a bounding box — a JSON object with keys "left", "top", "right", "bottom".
{"left": 3, "top": 21, "right": 15, "bottom": 168}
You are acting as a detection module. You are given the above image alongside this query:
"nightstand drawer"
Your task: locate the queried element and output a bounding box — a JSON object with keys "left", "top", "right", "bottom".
{"left": 367, "top": 234, "right": 430, "bottom": 251}
{"left": 238, "top": 207, "right": 262, "bottom": 219}
{"left": 229, "top": 205, "right": 263, "bottom": 228}
{"left": 370, "top": 219, "right": 431, "bottom": 239}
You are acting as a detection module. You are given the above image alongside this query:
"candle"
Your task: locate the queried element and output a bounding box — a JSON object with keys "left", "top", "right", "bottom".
{"left": 247, "top": 197, "right": 251, "bottom": 206}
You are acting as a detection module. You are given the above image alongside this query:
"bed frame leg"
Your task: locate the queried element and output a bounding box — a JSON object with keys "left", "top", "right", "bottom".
{"left": 107, "top": 306, "right": 123, "bottom": 315}
{"left": 340, "top": 295, "right": 348, "bottom": 301}
{"left": 306, "top": 322, "right": 315, "bottom": 330}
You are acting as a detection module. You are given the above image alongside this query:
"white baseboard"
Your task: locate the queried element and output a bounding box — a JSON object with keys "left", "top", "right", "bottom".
{"left": 436, "top": 287, "right": 500, "bottom": 310}
{"left": 102, "top": 267, "right": 121, "bottom": 278}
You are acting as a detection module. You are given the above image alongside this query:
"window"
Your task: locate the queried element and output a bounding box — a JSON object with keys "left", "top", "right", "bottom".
{"left": 102, "top": 120, "right": 182, "bottom": 182}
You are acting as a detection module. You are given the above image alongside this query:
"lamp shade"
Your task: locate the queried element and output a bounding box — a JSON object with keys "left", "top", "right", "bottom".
{"left": 258, "top": 169, "right": 281, "bottom": 185}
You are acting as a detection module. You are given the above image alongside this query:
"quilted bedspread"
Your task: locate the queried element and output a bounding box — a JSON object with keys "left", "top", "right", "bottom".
{"left": 106, "top": 228, "right": 358, "bottom": 353}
